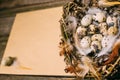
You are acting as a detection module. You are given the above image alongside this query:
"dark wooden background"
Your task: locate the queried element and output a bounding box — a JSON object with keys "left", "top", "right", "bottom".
{"left": 0, "top": 0, "right": 76, "bottom": 80}
{"left": 0, "top": 0, "right": 120, "bottom": 80}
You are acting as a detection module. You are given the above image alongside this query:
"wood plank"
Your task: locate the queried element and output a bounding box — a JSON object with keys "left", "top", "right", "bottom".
{"left": 0, "top": 16, "right": 15, "bottom": 36}
{"left": 0, "top": 0, "right": 71, "bottom": 9}
{"left": 0, "top": 0, "right": 72, "bottom": 17}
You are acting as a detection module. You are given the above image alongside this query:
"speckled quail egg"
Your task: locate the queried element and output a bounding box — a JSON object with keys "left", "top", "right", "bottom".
{"left": 106, "top": 16, "right": 117, "bottom": 27}
{"left": 88, "top": 24, "right": 97, "bottom": 34}
{"left": 107, "top": 27, "right": 118, "bottom": 35}
{"left": 65, "top": 16, "right": 77, "bottom": 32}
{"left": 76, "top": 26, "right": 87, "bottom": 38}
{"left": 99, "top": 22, "right": 107, "bottom": 29}
{"left": 90, "top": 41, "right": 102, "bottom": 53}
{"left": 91, "top": 34, "right": 103, "bottom": 42}
{"left": 93, "top": 12, "right": 106, "bottom": 23}
{"left": 81, "top": 14, "right": 92, "bottom": 27}
{"left": 99, "top": 22, "right": 108, "bottom": 35}
{"left": 80, "top": 36, "right": 91, "bottom": 48}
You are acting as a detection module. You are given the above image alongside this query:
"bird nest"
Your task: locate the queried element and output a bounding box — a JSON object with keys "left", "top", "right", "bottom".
{"left": 59, "top": 0, "right": 120, "bottom": 80}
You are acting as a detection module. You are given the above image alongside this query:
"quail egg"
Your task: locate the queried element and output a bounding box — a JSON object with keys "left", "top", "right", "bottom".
{"left": 106, "top": 16, "right": 117, "bottom": 27}
{"left": 91, "top": 34, "right": 103, "bottom": 42}
{"left": 91, "top": 41, "right": 102, "bottom": 53}
{"left": 88, "top": 24, "right": 97, "bottom": 34}
{"left": 107, "top": 27, "right": 118, "bottom": 35}
{"left": 99, "top": 22, "right": 108, "bottom": 35}
{"left": 80, "top": 36, "right": 91, "bottom": 48}
{"left": 81, "top": 14, "right": 92, "bottom": 27}
{"left": 76, "top": 26, "right": 87, "bottom": 38}
{"left": 93, "top": 12, "right": 106, "bottom": 23}
{"left": 99, "top": 22, "right": 107, "bottom": 29}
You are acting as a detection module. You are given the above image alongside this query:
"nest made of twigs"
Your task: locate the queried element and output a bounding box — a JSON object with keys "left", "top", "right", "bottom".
{"left": 59, "top": 0, "right": 120, "bottom": 80}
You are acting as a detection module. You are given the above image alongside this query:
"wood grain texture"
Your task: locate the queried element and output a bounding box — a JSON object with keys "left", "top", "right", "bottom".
{"left": 0, "top": 16, "right": 15, "bottom": 36}
{"left": 0, "top": 0, "right": 72, "bottom": 9}
{"left": 0, "top": 0, "right": 72, "bottom": 17}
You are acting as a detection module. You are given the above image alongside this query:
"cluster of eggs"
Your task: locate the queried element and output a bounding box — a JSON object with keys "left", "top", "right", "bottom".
{"left": 76, "top": 8, "right": 119, "bottom": 55}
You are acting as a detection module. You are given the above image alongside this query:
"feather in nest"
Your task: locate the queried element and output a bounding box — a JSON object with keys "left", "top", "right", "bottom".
{"left": 59, "top": 0, "right": 120, "bottom": 79}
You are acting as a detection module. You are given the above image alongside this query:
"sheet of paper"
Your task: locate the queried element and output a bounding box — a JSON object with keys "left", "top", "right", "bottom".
{"left": 0, "top": 7, "right": 71, "bottom": 76}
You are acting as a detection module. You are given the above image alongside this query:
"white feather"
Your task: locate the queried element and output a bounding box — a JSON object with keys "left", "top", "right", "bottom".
{"left": 98, "top": 35, "right": 118, "bottom": 57}
{"left": 87, "top": 7, "right": 102, "bottom": 15}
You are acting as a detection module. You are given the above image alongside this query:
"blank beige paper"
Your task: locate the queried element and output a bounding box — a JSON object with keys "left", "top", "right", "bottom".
{"left": 0, "top": 7, "right": 71, "bottom": 76}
